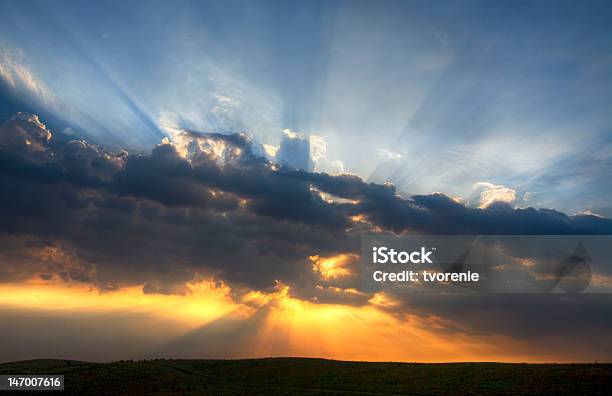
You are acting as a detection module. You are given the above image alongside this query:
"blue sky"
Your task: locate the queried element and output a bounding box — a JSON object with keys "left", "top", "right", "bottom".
{"left": 1, "top": 0, "right": 611, "bottom": 216}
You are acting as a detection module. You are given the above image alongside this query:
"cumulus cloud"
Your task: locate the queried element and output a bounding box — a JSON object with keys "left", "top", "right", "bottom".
{"left": 309, "top": 134, "right": 327, "bottom": 165}
{"left": 2, "top": 114, "right": 612, "bottom": 296}
{"left": 276, "top": 128, "right": 311, "bottom": 171}
{"left": 472, "top": 182, "right": 518, "bottom": 208}
{"left": 308, "top": 134, "right": 345, "bottom": 175}
{"left": 0, "top": 114, "right": 355, "bottom": 294}
{"left": 1, "top": 113, "right": 610, "bottom": 297}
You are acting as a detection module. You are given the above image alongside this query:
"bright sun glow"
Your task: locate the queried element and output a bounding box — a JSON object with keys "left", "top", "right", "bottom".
{"left": 310, "top": 254, "right": 356, "bottom": 280}
{"left": 0, "top": 279, "right": 544, "bottom": 362}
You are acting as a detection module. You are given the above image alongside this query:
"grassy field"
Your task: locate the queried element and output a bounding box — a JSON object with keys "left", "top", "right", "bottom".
{"left": 1, "top": 358, "right": 611, "bottom": 395}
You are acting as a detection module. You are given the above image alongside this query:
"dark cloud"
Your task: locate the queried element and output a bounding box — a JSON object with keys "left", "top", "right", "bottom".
{"left": 1, "top": 112, "right": 611, "bottom": 299}
{"left": 0, "top": 114, "right": 355, "bottom": 293}
{"left": 290, "top": 170, "right": 612, "bottom": 235}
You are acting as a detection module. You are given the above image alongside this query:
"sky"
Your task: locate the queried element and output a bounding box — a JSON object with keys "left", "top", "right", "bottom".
{"left": 1, "top": 0, "right": 612, "bottom": 363}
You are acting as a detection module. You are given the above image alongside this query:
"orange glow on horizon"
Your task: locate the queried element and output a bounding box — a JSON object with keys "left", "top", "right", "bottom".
{"left": 0, "top": 280, "right": 566, "bottom": 363}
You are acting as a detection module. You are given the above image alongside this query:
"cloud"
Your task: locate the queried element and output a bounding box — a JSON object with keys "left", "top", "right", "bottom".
{"left": 309, "top": 134, "right": 327, "bottom": 165}
{"left": 472, "top": 182, "right": 517, "bottom": 208}
{"left": 277, "top": 128, "right": 311, "bottom": 171}
{"left": 0, "top": 46, "right": 54, "bottom": 106}
{"left": 309, "top": 135, "right": 346, "bottom": 175}
{"left": 261, "top": 143, "right": 279, "bottom": 159}
{"left": 377, "top": 148, "right": 403, "bottom": 162}
{"left": 0, "top": 114, "right": 355, "bottom": 294}
{"left": 2, "top": 113, "right": 612, "bottom": 296}
{"left": 1, "top": 113, "right": 612, "bottom": 361}
{"left": 329, "top": 160, "right": 345, "bottom": 174}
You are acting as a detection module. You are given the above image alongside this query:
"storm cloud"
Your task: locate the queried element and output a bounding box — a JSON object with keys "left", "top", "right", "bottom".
{"left": 1, "top": 112, "right": 612, "bottom": 295}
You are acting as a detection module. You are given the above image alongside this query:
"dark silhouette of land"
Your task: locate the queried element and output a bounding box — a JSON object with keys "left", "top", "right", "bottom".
{"left": 1, "top": 358, "right": 611, "bottom": 395}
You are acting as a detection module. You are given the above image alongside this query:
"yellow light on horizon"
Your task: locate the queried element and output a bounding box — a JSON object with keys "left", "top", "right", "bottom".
{"left": 0, "top": 279, "right": 545, "bottom": 363}
{"left": 0, "top": 280, "right": 243, "bottom": 329}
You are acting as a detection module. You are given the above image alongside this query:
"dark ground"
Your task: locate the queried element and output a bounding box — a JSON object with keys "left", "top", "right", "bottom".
{"left": 0, "top": 358, "right": 611, "bottom": 395}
